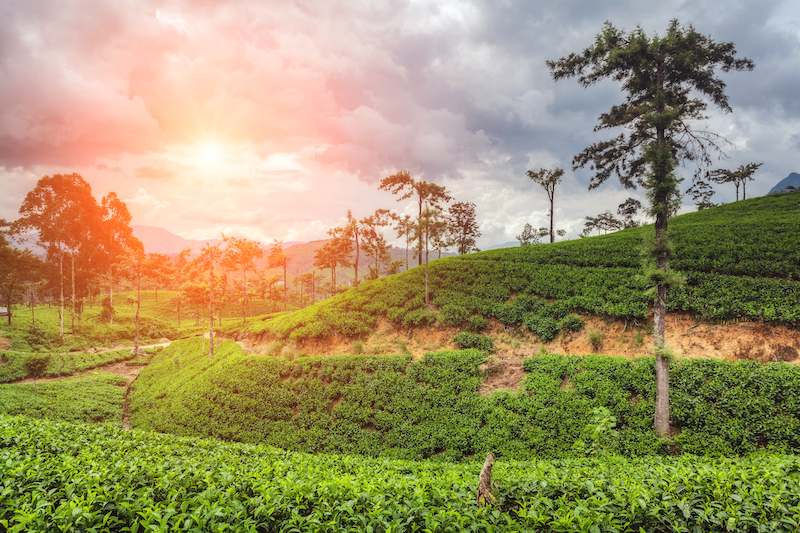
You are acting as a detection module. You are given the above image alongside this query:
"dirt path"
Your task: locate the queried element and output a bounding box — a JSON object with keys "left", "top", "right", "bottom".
{"left": 5, "top": 339, "right": 172, "bottom": 429}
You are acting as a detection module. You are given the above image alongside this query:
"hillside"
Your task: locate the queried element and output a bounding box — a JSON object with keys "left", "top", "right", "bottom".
{"left": 130, "top": 338, "right": 800, "bottom": 460}
{"left": 235, "top": 193, "right": 800, "bottom": 358}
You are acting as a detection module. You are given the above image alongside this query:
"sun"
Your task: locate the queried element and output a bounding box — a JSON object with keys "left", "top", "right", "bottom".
{"left": 199, "top": 142, "right": 223, "bottom": 164}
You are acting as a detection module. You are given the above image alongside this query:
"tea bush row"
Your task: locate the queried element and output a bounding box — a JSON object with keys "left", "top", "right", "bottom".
{"left": 130, "top": 339, "right": 800, "bottom": 460}
{"left": 2, "top": 415, "right": 799, "bottom": 532}
{"left": 0, "top": 348, "right": 144, "bottom": 383}
{"left": 244, "top": 195, "right": 800, "bottom": 342}
{"left": 0, "top": 373, "right": 127, "bottom": 423}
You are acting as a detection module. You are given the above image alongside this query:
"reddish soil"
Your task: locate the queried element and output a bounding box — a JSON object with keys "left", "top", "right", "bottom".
{"left": 235, "top": 314, "right": 799, "bottom": 396}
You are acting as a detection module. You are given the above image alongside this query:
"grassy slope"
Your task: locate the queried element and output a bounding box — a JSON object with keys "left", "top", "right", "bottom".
{"left": 246, "top": 193, "right": 800, "bottom": 343}
{"left": 130, "top": 338, "right": 800, "bottom": 460}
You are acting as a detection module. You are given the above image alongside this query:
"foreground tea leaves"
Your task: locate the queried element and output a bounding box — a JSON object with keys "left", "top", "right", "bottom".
{"left": 1, "top": 415, "right": 799, "bottom": 532}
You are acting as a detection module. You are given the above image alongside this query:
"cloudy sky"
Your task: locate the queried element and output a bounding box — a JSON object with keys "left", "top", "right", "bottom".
{"left": 1, "top": 0, "right": 798, "bottom": 248}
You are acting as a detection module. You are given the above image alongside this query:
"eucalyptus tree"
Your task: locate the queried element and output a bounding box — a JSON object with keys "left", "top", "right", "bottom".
{"left": 379, "top": 170, "right": 451, "bottom": 266}
{"left": 15, "top": 173, "right": 103, "bottom": 336}
{"left": 526, "top": 168, "right": 564, "bottom": 243}
{"left": 548, "top": 20, "right": 753, "bottom": 437}
{"left": 100, "top": 192, "right": 137, "bottom": 321}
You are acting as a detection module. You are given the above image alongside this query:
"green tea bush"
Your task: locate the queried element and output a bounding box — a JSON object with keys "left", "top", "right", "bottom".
{"left": 467, "top": 315, "right": 488, "bottom": 332}
{"left": 240, "top": 194, "right": 800, "bottom": 343}
{"left": 130, "top": 340, "right": 800, "bottom": 461}
{"left": 440, "top": 303, "right": 469, "bottom": 326}
{"left": 0, "top": 349, "right": 136, "bottom": 383}
{"left": 524, "top": 315, "right": 560, "bottom": 342}
{"left": 3, "top": 415, "right": 799, "bottom": 533}
{"left": 0, "top": 374, "right": 126, "bottom": 423}
{"left": 452, "top": 332, "right": 495, "bottom": 352}
{"left": 558, "top": 314, "right": 584, "bottom": 333}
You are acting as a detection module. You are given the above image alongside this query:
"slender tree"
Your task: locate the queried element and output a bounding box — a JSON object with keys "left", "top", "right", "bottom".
{"left": 100, "top": 192, "right": 137, "bottom": 322}
{"left": 267, "top": 240, "right": 290, "bottom": 311}
{"left": 223, "top": 236, "right": 264, "bottom": 324}
{"left": 360, "top": 209, "right": 392, "bottom": 280}
{"left": 391, "top": 214, "right": 415, "bottom": 271}
{"left": 448, "top": 201, "right": 481, "bottom": 254}
{"left": 344, "top": 211, "right": 362, "bottom": 286}
{"left": 198, "top": 241, "right": 224, "bottom": 360}
{"left": 617, "top": 198, "right": 644, "bottom": 228}
{"left": 686, "top": 179, "right": 717, "bottom": 210}
{"left": 709, "top": 162, "right": 762, "bottom": 201}
{"left": 379, "top": 170, "right": 451, "bottom": 266}
{"left": 549, "top": 20, "right": 754, "bottom": 437}
{"left": 526, "top": 168, "right": 565, "bottom": 243}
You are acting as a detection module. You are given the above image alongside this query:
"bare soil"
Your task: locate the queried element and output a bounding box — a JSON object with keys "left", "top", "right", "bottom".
{"left": 235, "top": 314, "right": 799, "bottom": 396}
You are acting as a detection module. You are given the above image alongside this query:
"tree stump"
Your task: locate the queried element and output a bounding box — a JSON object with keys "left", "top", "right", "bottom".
{"left": 476, "top": 452, "right": 497, "bottom": 507}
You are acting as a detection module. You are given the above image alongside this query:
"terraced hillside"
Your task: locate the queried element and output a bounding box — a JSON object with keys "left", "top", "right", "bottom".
{"left": 231, "top": 194, "right": 799, "bottom": 360}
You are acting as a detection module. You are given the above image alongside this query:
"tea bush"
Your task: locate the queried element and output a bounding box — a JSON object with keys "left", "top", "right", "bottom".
{"left": 129, "top": 339, "right": 800, "bottom": 460}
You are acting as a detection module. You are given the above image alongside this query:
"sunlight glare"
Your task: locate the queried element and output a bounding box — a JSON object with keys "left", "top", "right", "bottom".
{"left": 199, "top": 143, "right": 223, "bottom": 164}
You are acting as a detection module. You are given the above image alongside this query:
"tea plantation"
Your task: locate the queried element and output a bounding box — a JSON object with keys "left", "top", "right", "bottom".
{"left": 247, "top": 193, "right": 800, "bottom": 343}
{"left": 130, "top": 338, "right": 800, "bottom": 460}
{"left": 2, "top": 415, "right": 799, "bottom": 532}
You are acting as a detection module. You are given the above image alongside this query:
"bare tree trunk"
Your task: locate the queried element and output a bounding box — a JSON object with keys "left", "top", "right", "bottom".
{"left": 209, "top": 265, "right": 215, "bottom": 361}
{"left": 108, "top": 265, "right": 114, "bottom": 326}
{"left": 424, "top": 229, "right": 430, "bottom": 304}
{"left": 70, "top": 253, "right": 76, "bottom": 334}
{"left": 477, "top": 452, "right": 496, "bottom": 507}
{"left": 58, "top": 250, "right": 64, "bottom": 337}
{"left": 134, "top": 272, "right": 141, "bottom": 356}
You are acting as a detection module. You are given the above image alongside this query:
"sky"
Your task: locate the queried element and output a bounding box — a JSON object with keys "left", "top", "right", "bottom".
{"left": 1, "top": 0, "right": 799, "bottom": 249}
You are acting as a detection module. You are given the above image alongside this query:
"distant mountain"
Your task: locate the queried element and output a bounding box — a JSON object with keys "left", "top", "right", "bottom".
{"left": 131, "top": 226, "right": 216, "bottom": 255}
{"left": 484, "top": 241, "right": 518, "bottom": 251}
{"left": 767, "top": 172, "right": 800, "bottom": 195}
{"left": 131, "top": 225, "right": 303, "bottom": 255}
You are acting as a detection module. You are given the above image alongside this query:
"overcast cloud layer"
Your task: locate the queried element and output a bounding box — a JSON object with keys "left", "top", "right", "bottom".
{"left": 1, "top": 0, "right": 798, "bottom": 247}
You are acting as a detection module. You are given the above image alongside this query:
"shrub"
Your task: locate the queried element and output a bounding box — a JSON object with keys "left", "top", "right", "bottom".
{"left": 452, "top": 332, "right": 494, "bottom": 352}
{"left": 525, "top": 315, "right": 560, "bottom": 343}
{"left": 558, "top": 314, "right": 584, "bottom": 333}
{"left": 441, "top": 304, "right": 469, "bottom": 326}
{"left": 467, "top": 315, "right": 488, "bottom": 332}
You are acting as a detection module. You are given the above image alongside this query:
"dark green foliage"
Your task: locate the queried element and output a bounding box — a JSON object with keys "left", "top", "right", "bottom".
{"left": 3, "top": 416, "right": 799, "bottom": 533}
{"left": 467, "top": 315, "right": 488, "bottom": 332}
{"left": 558, "top": 314, "right": 584, "bottom": 332}
{"left": 440, "top": 303, "right": 469, "bottom": 326}
{"left": 452, "top": 331, "right": 495, "bottom": 352}
{"left": 524, "top": 315, "right": 560, "bottom": 342}
{"left": 130, "top": 340, "right": 800, "bottom": 461}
